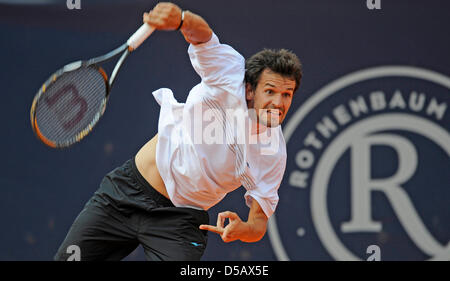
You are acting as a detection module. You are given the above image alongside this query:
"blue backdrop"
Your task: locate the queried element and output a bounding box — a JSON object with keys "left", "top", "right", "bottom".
{"left": 0, "top": 0, "right": 448, "bottom": 261}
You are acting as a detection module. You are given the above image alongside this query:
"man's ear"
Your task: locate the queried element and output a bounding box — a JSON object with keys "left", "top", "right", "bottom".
{"left": 245, "top": 83, "right": 255, "bottom": 101}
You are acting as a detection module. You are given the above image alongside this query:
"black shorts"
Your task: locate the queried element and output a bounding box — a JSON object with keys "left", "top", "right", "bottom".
{"left": 54, "top": 158, "right": 209, "bottom": 261}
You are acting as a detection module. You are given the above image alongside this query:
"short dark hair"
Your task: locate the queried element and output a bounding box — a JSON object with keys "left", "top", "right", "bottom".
{"left": 245, "top": 49, "right": 302, "bottom": 93}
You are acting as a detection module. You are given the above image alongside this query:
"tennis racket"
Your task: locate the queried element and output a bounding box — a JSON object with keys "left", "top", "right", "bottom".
{"left": 30, "top": 23, "right": 156, "bottom": 148}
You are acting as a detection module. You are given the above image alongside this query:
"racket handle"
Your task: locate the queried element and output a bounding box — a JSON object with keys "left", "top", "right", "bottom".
{"left": 127, "top": 24, "right": 156, "bottom": 51}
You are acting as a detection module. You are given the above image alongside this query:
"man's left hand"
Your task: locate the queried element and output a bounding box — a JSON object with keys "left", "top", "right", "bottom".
{"left": 199, "top": 211, "right": 251, "bottom": 243}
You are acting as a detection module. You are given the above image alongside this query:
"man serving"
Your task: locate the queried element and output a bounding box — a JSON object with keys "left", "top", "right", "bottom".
{"left": 55, "top": 2, "right": 302, "bottom": 261}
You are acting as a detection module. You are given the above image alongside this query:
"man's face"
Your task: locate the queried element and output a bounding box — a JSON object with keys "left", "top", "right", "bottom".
{"left": 246, "top": 68, "right": 296, "bottom": 128}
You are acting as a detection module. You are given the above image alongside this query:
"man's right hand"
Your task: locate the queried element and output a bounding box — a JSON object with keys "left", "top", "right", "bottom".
{"left": 143, "top": 2, "right": 213, "bottom": 45}
{"left": 143, "top": 2, "right": 183, "bottom": 31}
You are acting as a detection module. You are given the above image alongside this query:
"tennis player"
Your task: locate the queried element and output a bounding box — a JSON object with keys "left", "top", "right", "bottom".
{"left": 55, "top": 2, "right": 302, "bottom": 261}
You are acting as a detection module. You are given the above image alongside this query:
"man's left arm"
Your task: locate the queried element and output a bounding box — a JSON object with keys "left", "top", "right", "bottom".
{"left": 199, "top": 199, "right": 268, "bottom": 243}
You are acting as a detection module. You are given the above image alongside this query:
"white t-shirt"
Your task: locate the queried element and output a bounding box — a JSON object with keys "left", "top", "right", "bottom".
{"left": 152, "top": 33, "right": 287, "bottom": 218}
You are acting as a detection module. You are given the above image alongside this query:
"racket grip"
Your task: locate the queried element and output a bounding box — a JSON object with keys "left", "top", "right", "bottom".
{"left": 127, "top": 24, "right": 156, "bottom": 51}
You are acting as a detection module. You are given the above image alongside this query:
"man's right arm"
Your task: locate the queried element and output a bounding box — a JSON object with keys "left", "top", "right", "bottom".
{"left": 143, "top": 2, "right": 212, "bottom": 45}
{"left": 179, "top": 10, "right": 213, "bottom": 45}
{"left": 144, "top": 2, "right": 245, "bottom": 100}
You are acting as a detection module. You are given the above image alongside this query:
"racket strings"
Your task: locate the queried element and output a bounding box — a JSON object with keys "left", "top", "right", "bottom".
{"left": 34, "top": 66, "right": 107, "bottom": 145}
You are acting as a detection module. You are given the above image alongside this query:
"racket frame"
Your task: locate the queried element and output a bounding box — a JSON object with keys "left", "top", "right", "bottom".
{"left": 30, "top": 43, "right": 129, "bottom": 148}
{"left": 31, "top": 23, "right": 154, "bottom": 148}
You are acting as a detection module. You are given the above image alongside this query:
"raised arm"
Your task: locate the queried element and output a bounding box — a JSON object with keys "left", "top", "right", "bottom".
{"left": 143, "top": 2, "right": 212, "bottom": 45}
{"left": 144, "top": 2, "right": 244, "bottom": 98}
